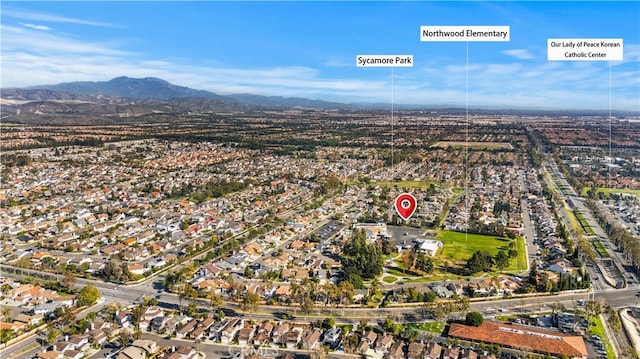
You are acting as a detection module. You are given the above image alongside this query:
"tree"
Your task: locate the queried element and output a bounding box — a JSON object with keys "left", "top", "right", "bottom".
{"left": 465, "top": 312, "right": 484, "bottom": 327}
{"left": 0, "top": 329, "right": 16, "bottom": 344}
{"left": 241, "top": 292, "right": 261, "bottom": 320}
{"left": 45, "top": 327, "right": 60, "bottom": 344}
{"left": 584, "top": 299, "right": 603, "bottom": 326}
{"left": 117, "top": 330, "right": 132, "bottom": 348}
{"left": 456, "top": 296, "right": 470, "bottom": 316}
{"left": 1, "top": 307, "right": 11, "bottom": 322}
{"left": 210, "top": 293, "right": 224, "bottom": 312}
{"left": 401, "top": 250, "right": 417, "bottom": 272}
{"left": 338, "top": 281, "right": 355, "bottom": 307}
{"left": 61, "top": 273, "right": 76, "bottom": 291}
{"left": 300, "top": 295, "right": 315, "bottom": 316}
{"left": 178, "top": 284, "right": 198, "bottom": 313}
{"left": 495, "top": 250, "right": 509, "bottom": 272}
{"left": 466, "top": 251, "right": 494, "bottom": 274}
{"left": 341, "top": 229, "right": 383, "bottom": 279}
{"left": 605, "top": 305, "right": 621, "bottom": 334}
{"left": 368, "top": 279, "right": 380, "bottom": 300}
{"left": 416, "top": 252, "right": 435, "bottom": 274}
{"left": 77, "top": 284, "right": 101, "bottom": 307}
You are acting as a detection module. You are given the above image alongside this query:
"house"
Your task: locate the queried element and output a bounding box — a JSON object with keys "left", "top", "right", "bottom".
{"left": 323, "top": 327, "right": 342, "bottom": 348}
{"left": 189, "top": 326, "right": 206, "bottom": 340}
{"left": 272, "top": 323, "right": 290, "bottom": 345}
{"left": 237, "top": 327, "right": 255, "bottom": 345}
{"left": 433, "top": 285, "right": 454, "bottom": 298}
{"left": 53, "top": 342, "right": 75, "bottom": 353}
{"left": 375, "top": 334, "right": 394, "bottom": 354}
{"left": 356, "top": 340, "right": 371, "bottom": 356}
{"left": 162, "top": 347, "right": 198, "bottom": 359}
{"left": 284, "top": 327, "right": 303, "bottom": 348}
{"left": 127, "top": 263, "right": 146, "bottom": 276}
{"left": 407, "top": 342, "right": 425, "bottom": 359}
{"left": 115, "top": 310, "right": 134, "bottom": 328}
{"left": 388, "top": 341, "right": 406, "bottom": 359}
{"left": 220, "top": 318, "right": 243, "bottom": 344}
{"left": 117, "top": 345, "right": 146, "bottom": 359}
{"left": 0, "top": 321, "right": 26, "bottom": 333}
{"left": 87, "top": 328, "right": 108, "bottom": 346}
{"left": 197, "top": 263, "right": 222, "bottom": 278}
{"left": 131, "top": 339, "right": 158, "bottom": 355}
{"left": 62, "top": 350, "right": 83, "bottom": 359}
{"left": 442, "top": 347, "right": 461, "bottom": 359}
{"left": 68, "top": 335, "right": 90, "bottom": 352}
{"left": 459, "top": 348, "right": 479, "bottom": 359}
{"left": 546, "top": 258, "right": 574, "bottom": 274}
{"left": 36, "top": 351, "right": 64, "bottom": 359}
{"left": 149, "top": 316, "right": 170, "bottom": 333}
{"left": 301, "top": 328, "right": 322, "bottom": 349}
{"left": 14, "top": 313, "right": 43, "bottom": 326}
{"left": 177, "top": 319, "right": 198, "bottom": 338}
{"left": 424, "top": 343, "right": 443, "bottom": 359}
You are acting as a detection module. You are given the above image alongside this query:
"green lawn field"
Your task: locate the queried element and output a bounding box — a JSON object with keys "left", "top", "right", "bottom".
{"left": 581, "top": 187, "right": 640, "bottom": 197}
{"left": 593, "top": 240, "right": 610, "bottom": 258}
{"left": 435, "top": 230, "right": 527, "bottom": 272}
{"left": 574, "top": 210, "right": 597, "bottom": 236}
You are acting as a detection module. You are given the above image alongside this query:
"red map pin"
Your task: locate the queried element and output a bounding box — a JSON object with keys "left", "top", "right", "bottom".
{"left": 395, "top": 193, "right": 417, "bottom": 221}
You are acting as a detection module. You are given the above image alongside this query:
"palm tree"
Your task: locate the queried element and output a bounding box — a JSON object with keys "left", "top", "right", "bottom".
{"left": 1, "top": 307, "right": 11, "bottom": 323}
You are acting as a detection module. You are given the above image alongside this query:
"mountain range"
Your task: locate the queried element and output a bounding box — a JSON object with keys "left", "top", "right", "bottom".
{"left": 1, "top": 76, "right": 361, "bottom": 124}
{"left": 2, "top": 76, "right": 637, "bottom": 125}
{"left": 17, "top": 76, "right": 353, "bottom": 109}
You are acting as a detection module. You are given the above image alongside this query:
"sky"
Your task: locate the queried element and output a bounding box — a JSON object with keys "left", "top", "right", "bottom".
{"left": 1, "top": 1, "right": 639, "bottom": 111}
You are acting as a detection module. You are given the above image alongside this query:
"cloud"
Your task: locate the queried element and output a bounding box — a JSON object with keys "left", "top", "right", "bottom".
{"left": 2, "top": 25, "right": 134, "bottom": 56}
{"left": 1, "top": 10, "right": 638, "bottom": 111}
{"left": 502, "top": 49, "right": 534, "bottom": 60}
{"left": 21, "top": 23, "right": 52, "bottom": 31}
{"left": 324, "top": 59, "right": 351, "bottom": 67}
{"left": 3, "top": 7, "right": 116, "bottom": 27}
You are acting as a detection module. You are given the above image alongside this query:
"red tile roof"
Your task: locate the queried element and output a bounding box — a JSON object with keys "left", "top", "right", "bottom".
{"left": 448, "top": 321, "right": 587, "bottom": 358}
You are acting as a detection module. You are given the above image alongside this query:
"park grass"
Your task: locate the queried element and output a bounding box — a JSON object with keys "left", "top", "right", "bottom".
{"left": 574, "top": 210, "right": 597, "bottom": 236}
{"left": 581, "top": 186, "right": 640, "bottom": 197}
{"left": 386, "top": 267, "right": 410, "bottom": 277}
{"left": 413, "top": 321, "right": 446, "bottom": 334}
{"left": 434, "top": 230, "right": 527, "bottom": 272}
{"left": 382, "top": 275, "right": 397, "bottom": 284}
{"left": 593, "top": 240, "right": 610, "bottom": 258}
{"left": 564, "top": 208, "right": 583, "bottom": 234}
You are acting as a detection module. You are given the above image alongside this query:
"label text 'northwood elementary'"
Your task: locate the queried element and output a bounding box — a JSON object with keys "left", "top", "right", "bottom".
{"left": 420, "top": 26, "right": 510, "bottom": 42}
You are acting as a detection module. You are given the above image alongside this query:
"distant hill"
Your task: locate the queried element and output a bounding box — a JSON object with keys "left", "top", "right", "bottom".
{"left": 226, "top": 93, "right": 353, "bottom": 109}
{"left": 22, "top": 76, "right": 353, "bottom": 110}
{"left": 6, "top": 77, "right": 639, "bottom": 121}
{"left": 26, "top": 76, "right": 229, "bottom": 101}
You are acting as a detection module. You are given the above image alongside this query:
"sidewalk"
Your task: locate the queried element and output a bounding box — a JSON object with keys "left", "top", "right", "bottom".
{"left": 619, "top": 308, "right": 640, "bottom": 357}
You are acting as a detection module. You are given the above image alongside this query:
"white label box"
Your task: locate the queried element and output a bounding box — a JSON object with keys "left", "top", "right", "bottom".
{"left": 356, "top": 55, "right": 414, "bottom": 67}
{"left": 420, "top": 26, "right": 510, "bottom": 42}
{"left": 548, "top": 38, "right": 623, "bottom": 61}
